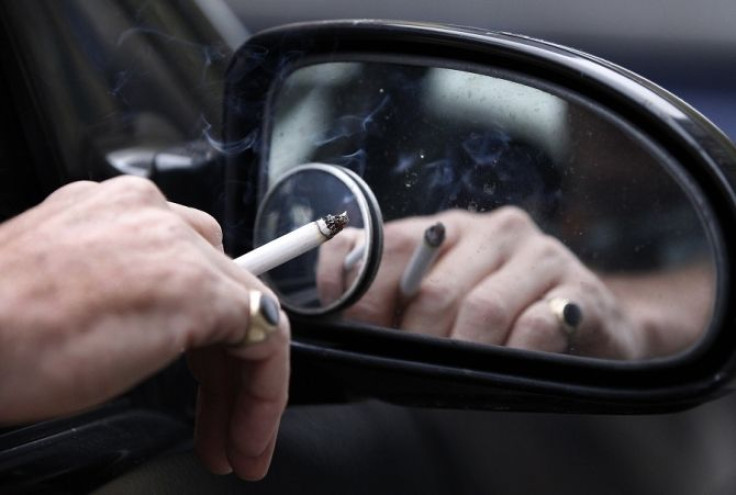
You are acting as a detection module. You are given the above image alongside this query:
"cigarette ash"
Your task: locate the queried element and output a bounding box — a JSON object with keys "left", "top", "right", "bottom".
{"left": 322, "top": 212, "right": 349, "bottom": 238}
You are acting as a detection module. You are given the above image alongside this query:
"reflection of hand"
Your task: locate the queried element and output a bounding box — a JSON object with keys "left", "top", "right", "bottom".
{"left": 0, "top": 177, "right": 289, "bottom": 480}
{"left": 324, "top": 207, "right": 645, "bottom": 359}
{"left": 316, "top": 226, "right": 366, "bottom": 305}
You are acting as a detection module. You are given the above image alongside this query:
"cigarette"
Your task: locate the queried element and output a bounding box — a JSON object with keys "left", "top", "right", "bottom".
{"left": 399, "top": 222, "right": 446, "bottom": 298}
{"left": 343, "top": 244, "right": 365, "bottom": 271}
{"left": 234, "top": 212, "right": 349, "bottom": 276}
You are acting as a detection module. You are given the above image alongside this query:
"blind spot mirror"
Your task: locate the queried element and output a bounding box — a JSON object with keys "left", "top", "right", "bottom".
{"left": 253, "top": 163, "right": 383, "bottom": 315}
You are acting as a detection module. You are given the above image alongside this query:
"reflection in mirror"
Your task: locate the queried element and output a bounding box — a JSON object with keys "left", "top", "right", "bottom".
{"left": 266, "top": 61, "right": 718, "bottom": 361}
{"left": 254, "top": 164, "right": 381, "bottom": 315}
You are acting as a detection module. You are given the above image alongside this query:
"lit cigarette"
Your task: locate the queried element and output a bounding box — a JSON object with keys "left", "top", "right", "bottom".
{"left": 399, "top": 222, "right": 446, "bottom": 298}
{"left": 234, "top": 212, "right": 349, "bottom": 276}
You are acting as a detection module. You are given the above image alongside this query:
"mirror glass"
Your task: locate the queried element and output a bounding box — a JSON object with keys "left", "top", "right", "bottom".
{"left": 264, "top": 60, "right": 719, "bottom": 361}
{"left": 254, "top": 163, "right": 382, "bottom": 315}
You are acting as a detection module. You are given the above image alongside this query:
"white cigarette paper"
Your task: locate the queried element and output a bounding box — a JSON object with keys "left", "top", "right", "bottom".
{"left": 399, "top": 222, "right": 446, "bottom": 298}
{"left": 235, "top": 212, "right": 349, "bottom": 276}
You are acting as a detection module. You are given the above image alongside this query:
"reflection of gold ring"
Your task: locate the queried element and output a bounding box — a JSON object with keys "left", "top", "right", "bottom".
{"left": 547, "top": 297, "right": 583, "bottom": 337}
{"left": 240, "top": 291, "right": 281, "bottom": 346}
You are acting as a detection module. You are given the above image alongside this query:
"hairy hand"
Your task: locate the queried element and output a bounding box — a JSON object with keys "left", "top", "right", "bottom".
{"left": 0, "top": 177, "right": 289, "bottom": 480}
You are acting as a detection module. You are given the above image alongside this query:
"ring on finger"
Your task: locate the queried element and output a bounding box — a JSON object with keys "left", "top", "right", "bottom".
{"left": 547, "top": 297, "right": 583, "bottom": 338}
{"left": 238, "top": 291, "right": 281, "bottom": 346}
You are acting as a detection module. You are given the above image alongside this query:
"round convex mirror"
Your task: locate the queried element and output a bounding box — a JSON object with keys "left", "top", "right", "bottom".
{"left": 253, "top": 163, "right": 383, "bottom": 315}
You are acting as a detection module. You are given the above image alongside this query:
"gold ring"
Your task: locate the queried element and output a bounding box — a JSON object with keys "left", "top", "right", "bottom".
{"left": 240, "top": 291, "right": 281, "bottom": 346}
{"left": 547, "top": 297, "right": 583, "bottom": 337}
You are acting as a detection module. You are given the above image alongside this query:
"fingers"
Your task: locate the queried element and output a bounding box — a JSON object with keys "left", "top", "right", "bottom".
{"left": 227, "top": 320, "right": 290, "bottom": 480}
{"left": 190, "top": 293, "right": 290, "bottom": 481}
{"left": 17, "top": 178, "right": 291, "bottom": 479}
{"left": 316, "top": 227, "right": 363, "bottom": 305}
{"left": 399, "top": 208, "right": 536, "bottom": 336}
{"left": 485, "top": 279, "right": 640, "bottom": 360}
{"left": 449, "top": 234, "right": 567, "bottom": 344}
{"left": 0, "top": 180, "right": 102, "bottom": 245}
{"left": 391, "top": 208, "right": 620, "bottom": 357}
{"left": 83, "top": 177, "right": 289, "bottom": 478}
{"left": 168, "top": 203, "right": 224, "bottom": 252}
{"left": 44, "top": 178, "right": 224, "bottom": 251}
{"left": 342, "top": 249, "right": 403, "bottom": 326}
{"left": 347, "top": 207, "right": 611, "bottom": 357}
{"left": 189, "top": 347, "right": 238, "bottom": 475}
{"left": 505, "top": 296, "right": 578, "bottom": 354}
{"left": 344, "top": 218, "right": 434, "bottom": 326}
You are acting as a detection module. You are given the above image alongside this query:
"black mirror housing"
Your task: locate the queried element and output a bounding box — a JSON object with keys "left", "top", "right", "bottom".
{"left": 223, "top": 20, "right": 736, "bottom": 414}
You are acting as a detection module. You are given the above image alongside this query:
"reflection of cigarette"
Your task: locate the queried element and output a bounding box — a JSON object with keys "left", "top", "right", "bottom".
{"left": 399, "top": 222, "right": 446, "bottom": 298}
{"left": 343, "top": 244, "right": 365, "bottom": 271}
{"left": 235, "top": 212, "right": 349, "bottom": 276}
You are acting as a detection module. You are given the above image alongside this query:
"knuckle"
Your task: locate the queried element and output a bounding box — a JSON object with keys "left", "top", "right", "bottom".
{"left": 159, "top": 212, "right": 193, "bottom": 240}
{"left": 217, "top": 286, "right": 253, "bottom": 342}
{"left": 460, "top": 289, "right": 511, "bottom": 331}
{"left": 530, "top": 235, "right": 572, "bottom": 268}
{"left": 198, "top": 211, "right": 224, "bottom": 246}
{"left": 345, "top": 290, "right": 395, "bottom": 327}
{"left": 169, "top": 257, "right": 214, "bottom": 294}
{"left": 173, "top": 266, "right": 227, "bottom": 341}
{"left": 108, "top": 176, "right": 165, "bottom": 205}
{"left": 383, "top": 224, "right": 421, "bottom": 257}
{"left": 494, "top": 205, "right": 535, "bottom": 233}
{"left": 46, "top": 181, "right": 97, "bottom": 201}
{"left": 516, "top": 312, "right": 555, "bottom": 338}
{"left": 438, "top": 208, "right": 469, "bottom": 225}
{"left": 538, "top": 235, "right": 567, "bottom": 256}
{"left": 415, "top": 280, "right": 462, "bottom": 315}
{"left": 512, "top": 310, "right": 567, "bottom": 352}
{"left": 346, "top": 300, "right": 389, "bottom": 326}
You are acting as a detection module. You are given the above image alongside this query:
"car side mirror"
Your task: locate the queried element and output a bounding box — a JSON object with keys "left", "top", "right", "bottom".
{"left": 222, "top": 20, "right": 736, "bottom": 414}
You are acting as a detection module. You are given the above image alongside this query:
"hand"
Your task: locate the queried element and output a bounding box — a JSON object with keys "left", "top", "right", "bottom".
{"left": 0, "top": 177, "right": 289, "bottom": 480}
{"left": 325, "top": 207, "right": 645, "bottom": 359}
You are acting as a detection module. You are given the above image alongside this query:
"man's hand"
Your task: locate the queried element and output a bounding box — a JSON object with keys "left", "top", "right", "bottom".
{"left": 321, "top": 207, "right": 646, "bottom": 359}
{"left": 0, "top": 177, "right": 289, "bottom": 479}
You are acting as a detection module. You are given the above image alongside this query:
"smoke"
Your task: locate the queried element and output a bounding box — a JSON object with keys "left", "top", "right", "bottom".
{"left": 314, "top": 95, "right": 391, "bottom": 145}
{"left": 461, "top": 130, "right": 512, "bottom": 166}
{"left": 265, "top": 61, "right": 564, "bottom": 220}
{"left": 202, "top": 117, "right": 259, "bottom": 155}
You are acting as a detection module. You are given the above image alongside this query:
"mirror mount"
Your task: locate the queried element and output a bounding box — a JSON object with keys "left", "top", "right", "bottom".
{"left": 224, "top": 20, "right": 736, "bottom": 413}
